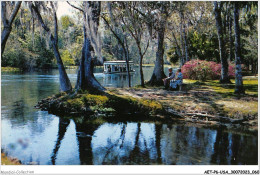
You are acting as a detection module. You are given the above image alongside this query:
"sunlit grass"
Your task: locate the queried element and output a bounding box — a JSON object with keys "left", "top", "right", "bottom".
{"left": 201, "top": 79, "right": 254, "bottom": 96}
{"left": 1, "top": 67, "right": 20, "bottom": 72}
{"left": 216, "top": 100, "right": 258, "bottom": 118}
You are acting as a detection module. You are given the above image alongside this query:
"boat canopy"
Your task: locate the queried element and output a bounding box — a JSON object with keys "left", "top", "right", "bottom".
{"left": 104, "top": 61, "right": 134, "bottom": 65}
{"left": 103, "top": 61, "right": 134, "bottom": 74}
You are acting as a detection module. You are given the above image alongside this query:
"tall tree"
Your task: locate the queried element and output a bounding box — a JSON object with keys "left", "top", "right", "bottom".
{"left": 233, "top": 2, "right": 245, "bottom": 95}
{"left": 68, "top": 1, "right": 105, "bottom": 92}
{"left": 1, "top": 1, "right": 22, "bottom": 55}
{"left": 179, "top": 2, "right": 189, "bottom": 65}
{"left": 179, "top": 8, "right": 185, "bottom": 66}
{"left": 227, "top": 2, "right": 234, "bottom": 62}
{"left": 30, "top": 2, "right": 72, "bottom": 92}
{"left": 213, "top": 1, "right": 231, "bottom": 84}
{"left": 121, "top": 2, "right": 150, "bottom": 87}
{"left": 102, "top": 2, "right": 132, "bottom": 87}
{"left": 146, "top": 2, "right": 171, "bottom": 86}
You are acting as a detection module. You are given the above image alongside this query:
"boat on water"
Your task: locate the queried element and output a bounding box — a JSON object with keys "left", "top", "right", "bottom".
{"left": 103, "top": 61, "right": 135, "bottom": 74}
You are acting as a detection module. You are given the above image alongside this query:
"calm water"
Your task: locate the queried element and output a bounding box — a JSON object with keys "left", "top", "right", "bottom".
{"left": 1, "top": 67, "right": 258, "bottom": 165}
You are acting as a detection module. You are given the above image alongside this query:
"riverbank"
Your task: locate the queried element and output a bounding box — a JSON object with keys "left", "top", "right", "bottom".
{"left": 1, "top": 152, "right": 21, "bottom": 165}
{"left": 36, "top": 76, "right": 258, "bottom": 132}
{"left": 1, "top": 67, "right": 20, "bottom": 72}
{"left": 116, "top": 76, "right": 258, "bottom": 130}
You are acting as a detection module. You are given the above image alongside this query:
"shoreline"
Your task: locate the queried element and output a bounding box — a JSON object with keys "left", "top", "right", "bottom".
{"left": 35, "top": 77, "right": 258, "bottom": 134}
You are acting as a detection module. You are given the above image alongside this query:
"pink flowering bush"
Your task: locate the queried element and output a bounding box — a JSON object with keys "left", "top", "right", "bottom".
{"left": 181, "top": 60, "right": 235, "bottom": 81}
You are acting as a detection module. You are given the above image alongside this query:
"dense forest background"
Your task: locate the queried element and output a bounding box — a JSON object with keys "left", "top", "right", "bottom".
{"left": 1, "top": 1, "right": 257, "bottom": 74}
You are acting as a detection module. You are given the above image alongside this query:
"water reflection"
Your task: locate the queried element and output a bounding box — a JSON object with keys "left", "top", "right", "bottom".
{"left": 2, "top": 116, "right": 258, "bottom": 165}
{"left": 74, "top": 119, "right": 100, "bottom": 165}
{"left": 102, "top": 74, "right": 134, "bottom": 88}
{"left": 91, "top": 123, "right": 257, "bottom": 165}
{"left": 1, "top": 68, "right": 258, "bottom": 165}
{"left": 45, "top": 121, "right": 257, "bottom": 165}
{"left": 51, "top": 118, "right": 70, "bottom": 165}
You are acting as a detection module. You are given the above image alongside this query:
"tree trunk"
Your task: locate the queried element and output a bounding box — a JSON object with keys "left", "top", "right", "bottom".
{"left": 148, "top": 24, "right": 166, "bottom": 86}
{"left": 31, "top": 3, "right": 72, "bottom": 92}
{"left": 179, "top": 11, "right": 185, "bottom": 66}
{"left": 234, "top": 3, "right": 245, "bottom": 95}
{"left": 182, "top": 12, "right": 189, "bottom": 63}
{"left": 1, "top": 1, "right": 22, "bottom": 55}
{"left": 171, "top": 30, "right": 182, "bottom": 67}
{"left": 76, "top": 34, "right": 105, "bottom": 93}
{"left": 51, "top": 4, "right": 72, "bottom": 92}
{"left": 139, "top": 55, "right": 144, "bottom": 87}
{"left": 124, "top": 37, "right": 131, "bottom": 87}
{"left": 214, "top": 2, "right": 230, "bottom": 84}
{"left": 76, "top": 11, "right": 105, "bottom": 92}
{"left": 1, "top": 26, "right": 12, "bottom": 55}
{"left": 75, "top": 44, "right": 86, "bottom": 90}
{"left": 83, "top": 38, "right": 105, "bottom": 92}
{"left": 183, "top": 25, "right": 189, "bottom": 63}
{"left": 51, "top": 36, "right": 72, "bottom": 92}
{"left": 229, "top": 13, "right": 234, "bottom": 61}
{"left": 135, "top": 40, "right": 146, "bottom": 88}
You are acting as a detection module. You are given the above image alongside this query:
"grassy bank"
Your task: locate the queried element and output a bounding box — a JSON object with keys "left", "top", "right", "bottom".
{"left": 1, "top": 153, "right": 21, "bottom": 165}
{"left": 1, "top": 67, "right": 20, "bottom": 72}
{"left": 113, "top": 76, "right": 258, "bottom": 131}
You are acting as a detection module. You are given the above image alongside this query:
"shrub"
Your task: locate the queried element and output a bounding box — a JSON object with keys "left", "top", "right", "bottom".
{"left": 181, "top": 60, "right": 235, "bottom": 81}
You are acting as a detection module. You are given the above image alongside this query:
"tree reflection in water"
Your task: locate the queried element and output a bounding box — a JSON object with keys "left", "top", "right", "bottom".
{"left": 50, "top": 119, "right": 258, "bottom": 165}
{"left": 74, "top": 119, "right": 100, "bottom": 165}
{"left": 211, "top": 129, "right": 230, "bottom": 164}
{"left": 51, "top": 118, "right": 70, "bottom": 165}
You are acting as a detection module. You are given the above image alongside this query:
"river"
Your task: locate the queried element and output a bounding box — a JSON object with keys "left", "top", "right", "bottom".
{"left": 1, "top": 67, "right": 258, "bottom": 165}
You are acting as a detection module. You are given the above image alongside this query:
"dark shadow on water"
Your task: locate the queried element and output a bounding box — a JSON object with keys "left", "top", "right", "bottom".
{"left": 155, "top": 124, "right": 162, "bottom": 164}
{"left": 49, "top": 118, "right": 258, "bottom": 165}
{"left": 210, "top": 129, "right": 229, "bottom": 164}
{"left": 73, "top": 118, "right": 100, "bottom": 165}
{"left": 51, "top": 118, "right": 70, "bottom": 165}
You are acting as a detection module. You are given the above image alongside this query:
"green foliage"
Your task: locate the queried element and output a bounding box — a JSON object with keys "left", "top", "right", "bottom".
{"left": 2, "top": 1, "right": 257, "bottom": 73}
{"left": 102, "top": 50, "right": 114, "bottom": 61}
{"left": 188, "top": 31, "right": 220, "bottom": 62}
{"left": 60, "top": 15, "right": 74, "bottom": 30}
{"left": 36, "top": 49, "right": 55, "bottom": 69}
{"left": 2, "top": 43, "right": 34, "bottom": 70}
{"left": 2, "top": 30, "right": 55, "bottom": 70}
{"left": 61, "top": 50, "right": 75, "bottom": 66}
{"left": 166, "top": 47, "right": 179, "bottom": 64}
{"left": 240, "top": 4, "right": 258, "bottom": 73}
